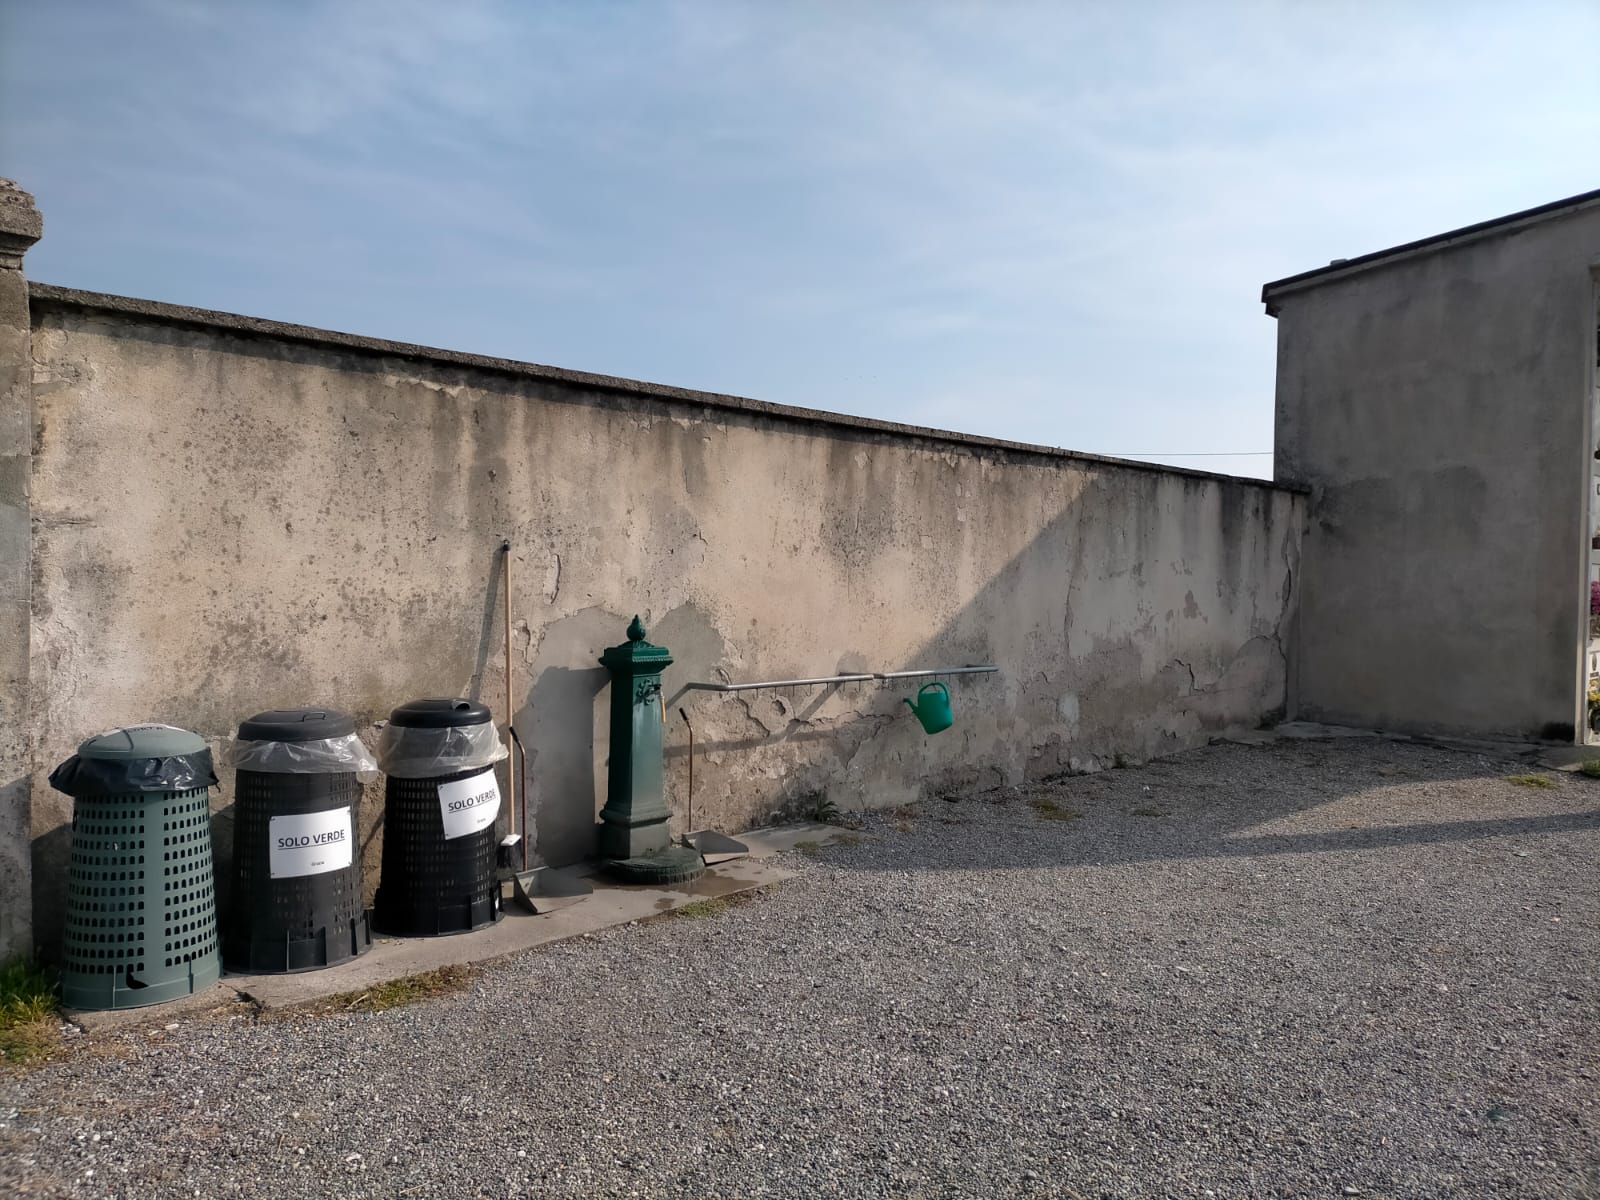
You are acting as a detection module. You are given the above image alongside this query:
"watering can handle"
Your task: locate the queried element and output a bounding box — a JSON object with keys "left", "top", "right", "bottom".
{"left": 919, "top": 681, "right": 949, "bottom": 697}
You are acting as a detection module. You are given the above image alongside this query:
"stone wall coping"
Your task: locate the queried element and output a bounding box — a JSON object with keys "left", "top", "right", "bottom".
{"left": 30, "top": 281, "right": 1304, "bottom": 495}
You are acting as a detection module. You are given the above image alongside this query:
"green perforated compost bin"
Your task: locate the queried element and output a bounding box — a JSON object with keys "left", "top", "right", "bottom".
{"left": 49, "top": 724, "right": 222, "bottom": 1011}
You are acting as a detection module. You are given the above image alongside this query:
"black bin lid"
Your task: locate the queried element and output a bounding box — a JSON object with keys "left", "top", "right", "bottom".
{"left": 237, "top": 708, "right": 358, "bottom": 742}
{"left": 388, "top": 698, "right": 492, "bottom": 729}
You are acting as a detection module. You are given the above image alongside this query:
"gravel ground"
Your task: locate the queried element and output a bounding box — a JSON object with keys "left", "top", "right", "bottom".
{"left": 4, "top": 736, "right": 1599, "bottom": 1199}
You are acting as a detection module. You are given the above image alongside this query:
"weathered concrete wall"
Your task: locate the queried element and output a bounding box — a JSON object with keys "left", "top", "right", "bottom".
{"left": 22, "top": 288, "right": 1301, "bottom": 957}
{"left": 1270, "top": 202, "right": 1600, "bottom": 739}
{"left": 0, "top": 182, "right": 42, "bottom": 963}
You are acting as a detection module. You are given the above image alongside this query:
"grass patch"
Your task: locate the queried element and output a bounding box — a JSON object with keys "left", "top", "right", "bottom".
{"left": 672, "top": 897, "right": 735, "bottom": 919}
{"left": 1580, "top": 760, "right": 1600, "bottom": 779}
{"left": 0, "top": 958, "right": 62, "bottom": 1068}
{"left": 1029, "top": 797, "right": 1081, "bottom": 822}
{"left": 670, "top": 893, "right": 761, "bottom": 921}
{"left": 1507, "top": 774, "right": 1557, "bottom": 789}
{"left": 302, "top": 965, "right": 476, "bottom": 1016}
{"left": 792, "top": 832, "right": 864, "bottom": 858}
{"left": 810, "top": 797, "right": 842, "bottom": 824}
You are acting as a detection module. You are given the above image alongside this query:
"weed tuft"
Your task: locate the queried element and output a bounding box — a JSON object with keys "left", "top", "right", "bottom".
{"left": 0, "top": 958, "right": 61, "bottom": 1067}
{"left": 1580, "top": 760, "right": 1600, "bottom": 779}
{"left": 670, "top": 895, "right": 756, "bottom": 920}
{"left": 1029, "top": 797, "right": 1081, "bottom": 822}
{"left": 301, "top": 966, "right": 477, "bottom": 1016}
{"left": 793, "top": 832, "right": 864, "bottom": 857}
{"left": 1506, "top": 774, "right": 1556, "bottom": 789}
{"left": 810, "top": 797, "right": 842, "bottom": 824}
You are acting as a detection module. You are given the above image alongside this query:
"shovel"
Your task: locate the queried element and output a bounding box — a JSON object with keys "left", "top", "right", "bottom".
{"left": 679, "top": 707, "right": 749, "bottom": 865}
{"left": 503, "top": 727, "right": 592, "bottom": 912}
{"left": 496, "top": 542, "right": 592, "bottom": 914}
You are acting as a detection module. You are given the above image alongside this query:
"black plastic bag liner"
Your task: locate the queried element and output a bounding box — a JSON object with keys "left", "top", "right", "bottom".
{"left": 49, "top": 724, "right": 219, "bottom": 797}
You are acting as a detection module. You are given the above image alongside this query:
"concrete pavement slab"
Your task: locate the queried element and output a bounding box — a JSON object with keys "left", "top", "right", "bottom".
{"left": 64, "top": 823, "right": 867, "bottom": 1030}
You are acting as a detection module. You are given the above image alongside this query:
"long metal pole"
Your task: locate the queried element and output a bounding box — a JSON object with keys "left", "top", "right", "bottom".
{"left": 502, "top": 540, "right": 515, "bottom": 844}
{"left": 680, "top": 666, "right": 998, "bottom": 693}
{"left": 682, "top": 673, "right": 875, "bottom": 693}
{"left": 872, "top": 666, "right": 999, "bottom": 680}
{"left": 679, "top": 708, "right": 694, "bottom": 833}
{"left": 510, "top": 727, "right": 528, "bottom": 871}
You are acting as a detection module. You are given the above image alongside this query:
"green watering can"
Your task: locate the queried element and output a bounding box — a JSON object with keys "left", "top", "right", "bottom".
{"left": 904, "top": 682, "right": 954, "bottom": 735}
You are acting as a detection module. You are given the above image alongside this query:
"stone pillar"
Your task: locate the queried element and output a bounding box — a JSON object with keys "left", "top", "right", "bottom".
{"left": 0, "top": 180, "right": 41, "bottom": 961}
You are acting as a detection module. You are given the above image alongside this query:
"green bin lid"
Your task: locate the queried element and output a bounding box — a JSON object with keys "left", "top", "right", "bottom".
{"left": 78, "top": 724, "right": 209, "bottom": 759}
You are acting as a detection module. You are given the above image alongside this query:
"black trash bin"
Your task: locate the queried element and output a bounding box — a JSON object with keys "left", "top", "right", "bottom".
{"left": 372, "top": 698, "right": 508, "bottom": 937}
{"left": 222, "top": 709, "right": 377, "bottom": 973}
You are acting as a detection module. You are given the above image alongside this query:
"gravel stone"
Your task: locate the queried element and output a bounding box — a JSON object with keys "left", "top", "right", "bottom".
{"left": 3, "top": 737, "right": 1599, "bottom": 1198}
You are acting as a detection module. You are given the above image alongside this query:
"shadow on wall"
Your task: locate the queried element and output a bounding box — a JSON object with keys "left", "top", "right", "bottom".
{"left": 526, "top": 663, "right": 608, "bottom": 867}
{"left": 467, "top": 549, "right": 506, "bottom": 704}
{"left": 512, "top": 472, "right": 1295, "bottom": 868}
{"left": 27, "top": 469, "right": 1294, "bottom": 948}
{"left": 23, "top": 313, "right": 1297, "bottom": 943}
{"left": 0, "top": 776, "right": 29, "bottom": 954}
{"left": 516, "top": 601, "right": 733, "bottom": 866}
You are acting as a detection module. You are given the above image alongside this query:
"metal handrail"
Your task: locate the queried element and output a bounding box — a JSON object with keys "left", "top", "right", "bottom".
{"left": 874, "top": 666, "right": 998, "bottom": 681}
{"left": 682, "top": 665, "right": 998, "bottom": 693}
{"left": 682, "top": 673, "right": 875, "bottom": 693}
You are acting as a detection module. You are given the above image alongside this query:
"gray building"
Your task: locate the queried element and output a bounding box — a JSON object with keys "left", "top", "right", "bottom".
{"left": 1267, "top": 188, "right": 1600, "bottom": 741}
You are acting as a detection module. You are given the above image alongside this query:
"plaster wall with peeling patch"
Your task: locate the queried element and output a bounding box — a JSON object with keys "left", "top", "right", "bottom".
{"left": 1269, "top": 200, "right": 1600, "bottom": 740}
{"left": 14, "top": 291, "right": 1302, "bottom": 958}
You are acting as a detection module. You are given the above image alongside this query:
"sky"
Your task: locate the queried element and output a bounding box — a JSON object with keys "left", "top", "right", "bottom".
{"left": 2, "top": 1, "right": 1597, "bottom": 480}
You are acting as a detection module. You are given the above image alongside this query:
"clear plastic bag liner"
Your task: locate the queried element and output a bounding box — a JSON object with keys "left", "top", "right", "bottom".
{"left": 375, "top": 722, "right": 508, "bottom": 779}
{"left": 49, "top": 749, "right": 219, "bottom": 797}
{"left": 223, "top": 734, "right": 380, "bottom": 782}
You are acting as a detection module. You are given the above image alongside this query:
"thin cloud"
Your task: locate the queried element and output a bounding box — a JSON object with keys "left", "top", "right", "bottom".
{"left": 3, "top": 0, "right": 1596, "bottom": 482}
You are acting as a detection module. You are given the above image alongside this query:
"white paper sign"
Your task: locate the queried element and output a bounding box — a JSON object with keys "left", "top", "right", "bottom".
{"left": 438, "top": 769, "right": 501, "bottom": 840}
{"left": 268, "top": 808, "right": 354, "bottom": 879}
